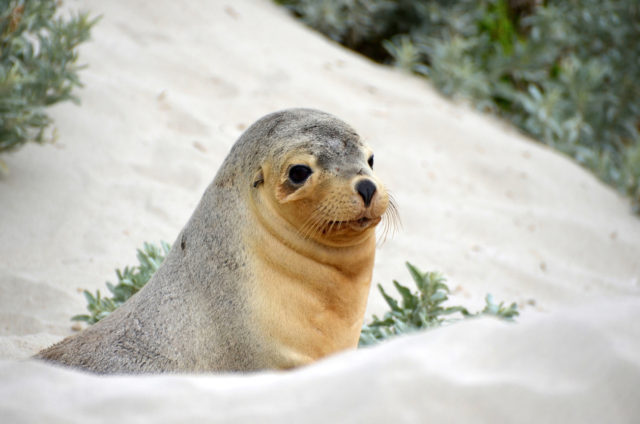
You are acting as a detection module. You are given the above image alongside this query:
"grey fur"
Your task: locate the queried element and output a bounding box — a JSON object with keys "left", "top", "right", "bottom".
{"left": 35, "top": 109, "right": 366, "bottom": 374}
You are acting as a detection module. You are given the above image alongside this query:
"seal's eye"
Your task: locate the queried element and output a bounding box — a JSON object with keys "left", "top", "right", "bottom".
{"left": 367, "top": 154, "right": 374, "bottom": 169}
{"left": 288, "top": 165, "right": 313, "bottom": 184}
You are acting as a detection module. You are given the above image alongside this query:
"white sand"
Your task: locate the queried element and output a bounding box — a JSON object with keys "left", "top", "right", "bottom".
{"left": 1, "top": 0, "right": 639, "bottom": 422}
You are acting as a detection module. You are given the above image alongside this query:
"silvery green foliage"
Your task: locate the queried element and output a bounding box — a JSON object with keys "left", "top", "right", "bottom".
{"left": 0, "top": 0, "right": 97, "bottom": 156}
{"left": 276, "top": 0, "right": 422, "bottom": 61}
{"left": 278, "top": 0, "right": 640, "bottom": 213}
{"left": 72, "top": 242, "right": 171, "bottom": 324}
{"left": 359, "top": 263, "right": 518, "bottom": 346}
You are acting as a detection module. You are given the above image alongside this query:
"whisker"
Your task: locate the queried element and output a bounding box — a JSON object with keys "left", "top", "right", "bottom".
{"left": 308, "top": 213, "right": 328, "bottom": 239}
{"left": 297, "top": 203, "right": 324, "bottom": 238}
{"left": 306, "top": 202, "right": 335, "bottom": 240}
{"left": 298, "top": 204, "right": 328, "bottom": 240}
{"left": 377, "top": 192, "right": 400, "bottom": 245}
{"left": 326, "top": 206, "right": 338, "bottom": 235}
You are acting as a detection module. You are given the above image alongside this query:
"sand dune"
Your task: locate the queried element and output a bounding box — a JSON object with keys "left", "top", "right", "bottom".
{"left": 1, "top": 0, "right": 639, "bottom": 422}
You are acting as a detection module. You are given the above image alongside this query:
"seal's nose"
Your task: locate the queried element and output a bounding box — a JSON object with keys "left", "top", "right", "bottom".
{"left": 356, "top": 179, "right": 377, "bottom": 207}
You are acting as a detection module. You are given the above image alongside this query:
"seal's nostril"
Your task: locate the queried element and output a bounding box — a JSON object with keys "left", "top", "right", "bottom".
{"left": 356, "top": 179, "right": 377, "bottom": 207}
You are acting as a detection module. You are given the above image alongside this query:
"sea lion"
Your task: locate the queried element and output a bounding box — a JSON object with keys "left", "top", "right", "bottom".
{"left": 36, "top": 108, "right": 392, "bottom": 374}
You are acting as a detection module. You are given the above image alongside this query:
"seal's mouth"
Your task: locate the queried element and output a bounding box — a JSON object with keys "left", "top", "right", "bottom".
{"left": 325, "top": 216, "right": 381, "bottom": 232}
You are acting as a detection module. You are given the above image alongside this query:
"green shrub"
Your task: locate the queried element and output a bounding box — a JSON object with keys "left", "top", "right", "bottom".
{"left": 0, "top": 0, "right": 97, "bottom": 159}
{"left": 359, "top": 262, "right": 518, "bottom": 346}
{"left": 278, "top": 0, "right": 640, "bottom": 213}
{"left": 72, "top": 242, "right": 171, "bottom": 324}
{"left": 74, "top": 242, "right": 518, "bottom": 346}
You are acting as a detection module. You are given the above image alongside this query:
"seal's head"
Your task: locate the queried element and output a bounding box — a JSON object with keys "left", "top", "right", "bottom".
{"left": 240, "top": 109, "right": 390, "bottom": 249}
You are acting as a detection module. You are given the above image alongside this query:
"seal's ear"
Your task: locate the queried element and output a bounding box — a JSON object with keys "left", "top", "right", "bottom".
{"left": 252, "top": 169, "right": 264, "bottom": 188}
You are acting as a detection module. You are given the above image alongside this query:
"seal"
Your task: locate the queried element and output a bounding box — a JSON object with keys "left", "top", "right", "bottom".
{"left": 35, "top": 108, "right": 393, "bottom": 373}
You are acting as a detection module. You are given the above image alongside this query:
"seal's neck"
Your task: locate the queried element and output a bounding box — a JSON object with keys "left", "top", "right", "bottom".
{"left": 246, "top": 193, "right": 376, "bottom": 369}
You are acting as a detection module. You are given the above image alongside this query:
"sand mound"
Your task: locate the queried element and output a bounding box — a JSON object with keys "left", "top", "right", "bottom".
{"left": 1, "top": 0, "right": 639, "bottom": 421}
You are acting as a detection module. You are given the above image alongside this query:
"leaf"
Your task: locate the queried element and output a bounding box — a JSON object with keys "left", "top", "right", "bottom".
{"left": 429, "top": 290, "right": 448, "bottom": 303}
{"left": 82, "top": 290, "right": 96, "bottom": 305}
{"left": 393, "top": 280, "right": 417, "bottom": 310}
{"left": 405, "top": 262, "right": 425, "bottom": 291}
{"left": 442, "top": 305, "right": 470, "bottom": 316}
{"left": 71, "top": 314, "right": 90, "bottom": 322}
{"left": 378, "top": 283, "right": 401, "bottom": 312}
